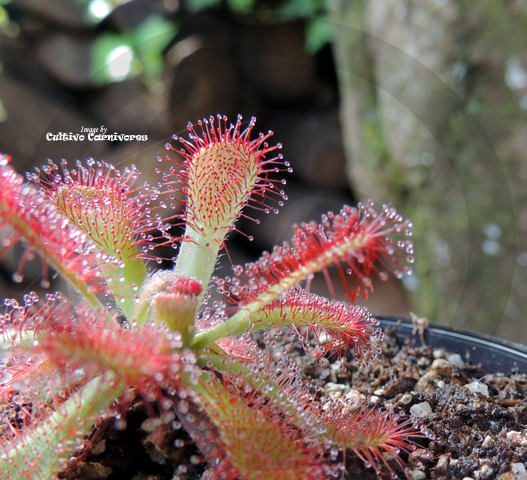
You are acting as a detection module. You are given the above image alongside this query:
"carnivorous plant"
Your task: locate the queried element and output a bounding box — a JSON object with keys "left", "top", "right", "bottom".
{"left": 0, "top": 115, "right": 420, "bottom": 479}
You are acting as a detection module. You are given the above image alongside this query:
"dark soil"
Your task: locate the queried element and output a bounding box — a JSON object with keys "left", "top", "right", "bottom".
{"left": 58, "top": 324, "right": 527, "bottom": 480}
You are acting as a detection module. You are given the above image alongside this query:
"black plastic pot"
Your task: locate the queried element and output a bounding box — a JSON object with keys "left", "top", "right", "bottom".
{"left": 377, "top": 315, "right": 527, "bottom": 374}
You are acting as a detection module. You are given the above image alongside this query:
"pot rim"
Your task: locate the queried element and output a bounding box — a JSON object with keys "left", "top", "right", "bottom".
{"left": 376, "top": 315, "right": 527, "bottom": 374}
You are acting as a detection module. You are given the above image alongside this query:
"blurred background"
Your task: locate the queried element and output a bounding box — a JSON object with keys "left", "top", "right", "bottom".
{"left": 0, "top": 0, "right": 526, "bottom": 343}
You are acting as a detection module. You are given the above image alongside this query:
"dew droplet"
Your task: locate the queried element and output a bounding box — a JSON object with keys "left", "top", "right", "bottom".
{"left": 12, "top": 273, "right": 23, "bottom": 283}
{"left": 362, "top": 277, "right": 372, "bottom": 287}
{"left": 114, "top": 418, "right": 127, "bottom": 430}
{"left": 379, "top": 272, "right": 389, "bottom": 281}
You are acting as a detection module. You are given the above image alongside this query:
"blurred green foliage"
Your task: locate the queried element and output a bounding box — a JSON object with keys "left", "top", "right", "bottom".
{"left": 186, "top": 0, "right": 333, "bottom": 53}
{"left": 186, "top": 0, "right": 257, "bottom": 13}
{"left": 91, "top": 15, "right": 177, "bottom": 87}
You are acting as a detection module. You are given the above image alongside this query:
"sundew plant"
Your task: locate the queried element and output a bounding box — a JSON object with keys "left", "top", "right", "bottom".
{"left": 0, "top": 115, "right": 420, "bottom": 479}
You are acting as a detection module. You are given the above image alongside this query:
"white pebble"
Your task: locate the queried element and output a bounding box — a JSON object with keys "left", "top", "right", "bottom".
{"left": 417, "top": 357, "right": 431, "bottom": 367}
{"left": 466, "top": 381, "right": 489, "bottom": 397}
{"left": 410, "top": 401, "right": 432, "bottom": 417}
{"left": 507, "top": 431, "right": 522, "bottom": 443}
{"left": 447, "top": 353, "right": 464, "bottom": 367}
{"left": 329, "top": 361, "right": 341, "bottom": 382}
{"left": 482, "top": 435, "right": 492, "bottom": 448}
{"left": 373, "top": 388, "right": 385, "bottom": 396}
{"left": 400, "top": 394, "right": 413, "bottom": 405}
{"left": 499, "top": 464, "right": 527, "bottom": 480}
{"left": 324, "top": 382, "right": 347, "bottom": 394}
{"left": 433, "top": 349, "right": 446, "bottom": 359}
{"left": 325, "top": 382, "right": 347, "bottom": 399}
{"left": 318, "top": 332, "right": 330, "bottom": 345}
{"left": 431, "top": 358, "right": 452, "bottom": 370}
{"left": 437, "top": 454, "right": 450, "bottom": 469}
{"left": 342, "top": 390, "right": 366, "bottom": 412}
{"left": 512, "top": 463, "right": 527, "bottom": 480}
{"left": 415, "top": 370, "right": 438, "bottom": 391}
{"left": 411, "top": 470, "right": 427, "bottom": 480}
{"left": 475, "top": 464, "right": 494, "bottom": 479}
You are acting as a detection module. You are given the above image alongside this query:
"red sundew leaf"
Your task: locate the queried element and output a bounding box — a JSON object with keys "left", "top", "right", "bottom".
{"left": 196, "top": 308, "right": 257, "bottom": 362}
{"left": 188, "top": 371, "right": 332, "bottom": 480}
{"left": 195, "top": 303, "right": 258, "bottom": 362}
{"left": 214, "top": 336, "right": 258, "bottom": 363}
{"left": 0, "top": 296, "right": 102, "bottom": 433}
{"left": 0, "top": 373, "right": 125, "bottom": 480}
{"left": 0, "top": 355, "right": 49, "bottom": 410}
{"left": 30, "top": 158, "right": 180, "bottom": 261}
{"left": 221, "top": 201, "right": 413, "bottom": 303}
{"left": 0, "top": 292, "right": 83, "bottom": 353}
{"left": 163, "top": 114, "right": 289, "bottom": 245}
{"left": 0, "top": 164, "right": 115, "bottom": 305}
{"left": 0, "top": 353, "right": 74, "bottom": 444}
{"left": 37, "top": 310, "right": 198, "bottom": 388}
{"left": 253, "top": 286, "right": 383, "bottom": 367}
{"left": 0, "top": 293, "right": 75, "bottom": 397}
{"left": 195, "top": 302, "right": 229, "bottom": 332}
{"left": 320, "top": 402, "right": 423, "bottom": 478}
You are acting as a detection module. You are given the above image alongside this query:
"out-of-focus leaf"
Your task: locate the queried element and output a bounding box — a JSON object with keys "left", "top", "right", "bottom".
{"left": 278, "top": 0, "right": 325, "bottom": 19}
{"left": 186, "top": 0, "right": 221, "bottom": 13}
{"left": 91, "top": 33, "right": 136, "bottom": 84}
{"left": 226, "top": 0, "right": 256, "bottom": 14}
{"left": 305, "top": 16, "right": 333, "bottom": 54}
{"left": 91, "top": 15, "right": 177, "bottom": 86}
{"left": 130, "top": 15, "right": 178, "bottom": 84}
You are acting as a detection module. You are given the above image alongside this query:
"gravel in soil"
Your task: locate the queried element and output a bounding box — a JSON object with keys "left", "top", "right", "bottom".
{"left": 57, "top": 325, "right": 527, "bottom": 480}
